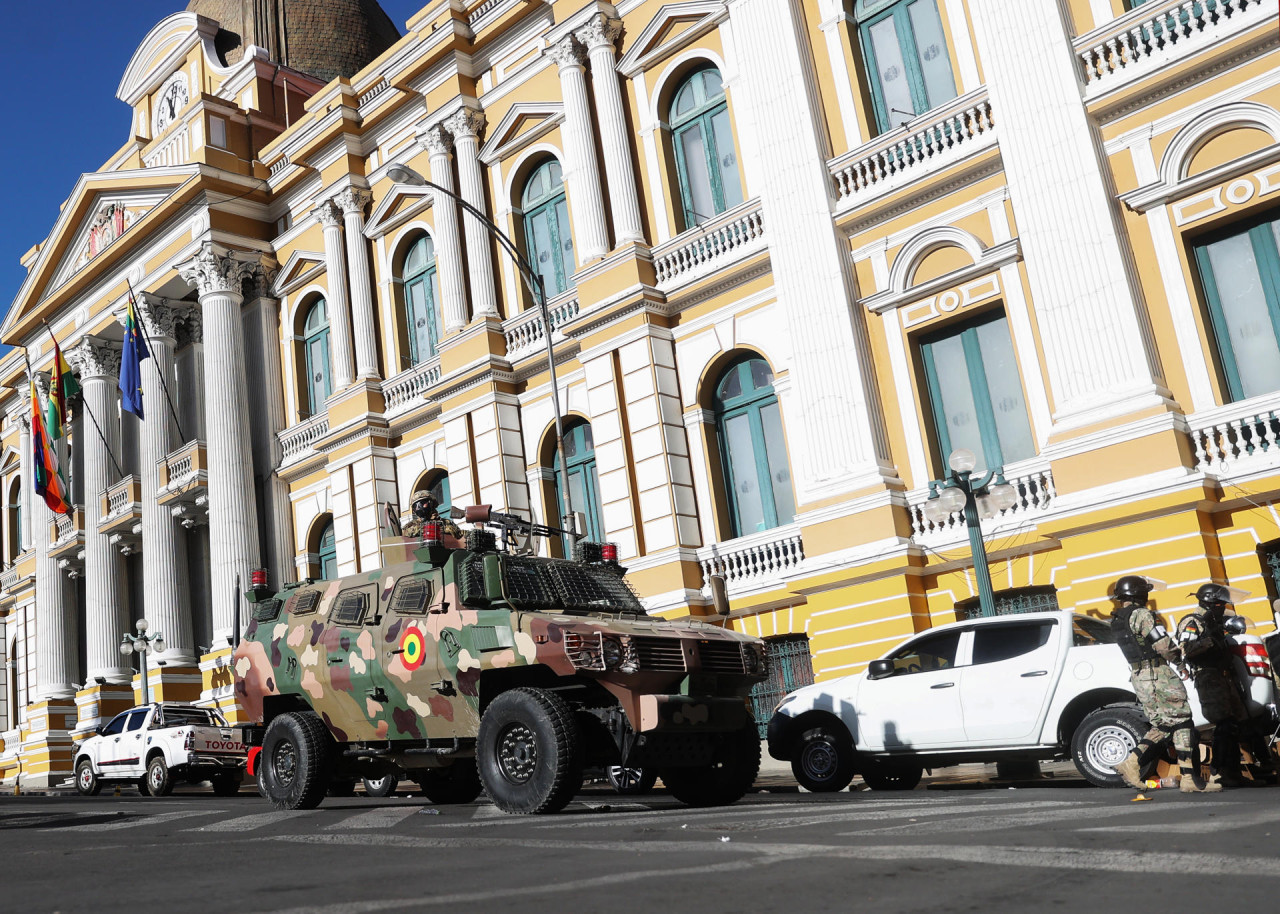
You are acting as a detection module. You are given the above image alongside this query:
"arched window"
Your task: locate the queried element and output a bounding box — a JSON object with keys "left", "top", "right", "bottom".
{"left": 669, "top": 66, "right": 744, "bottom": 229}
{"left": 5, "top": 478, "right": 19, "bottom": 562}
{"left": 316, "top": 518, "right": 337, "bottom": 580}
{"left": 552, "top": 421, "right": 605, "bottom": 545}
{"left": 714, "top": 357, "right": 795, "bottom": 538}
{"left": 855, "top": 0, "right": 957, "bottom": 133}
{"left": 521, "top": 160, "right": 574, "bottom": 298}
{"left": 302, "top": 298, "right": 333, "bottom": 417}
{"left": 402, "top": 235, "right": 441, "bottom": 367}
{"left": 426, "top": 470, "right": 451, "bottom": 514}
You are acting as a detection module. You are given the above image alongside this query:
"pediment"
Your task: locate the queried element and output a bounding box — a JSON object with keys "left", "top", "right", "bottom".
{"left": 273, "top": 250, "right": 327, "bottom": 297}
{"left": 117, "top": 13, "right": 227, "bottom": 107}
{"left": 363, "top": 185, "right": 434, "bottom": 241}
{"left": 618, "top": 2, "right": 728, "bottom": 78}
{"left": 478, "top": 103, "right": 566, "bottom": 166}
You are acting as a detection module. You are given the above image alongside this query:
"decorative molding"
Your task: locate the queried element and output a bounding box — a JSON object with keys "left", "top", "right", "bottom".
{"left": 313, "top": 200, "right": 343, "bottom": 229}
{"left": 333, "top": 188, "right": 373, "bottom": 217}
{"left": 575, "top": 13, "right": 623, "bottom": 51}
{"left": 477, "top": 102, "right": 566, "bottom": 165}
{"left": 175, "top": 242, "right": 268, "bottom": 298}
{"left": 420, "top": 123, "right": 454, "bottom": 157}
{"left": 547, "top": 35, "right": 588, "bottom": 70}
{"left": 271, "top": 250, "right": 328, "bottom": 297}
{"left": 444, "top": 107, "right": 487, "bottom": 141}
{"left": 66, "top": 338, "right": 121, "bottom": 382}
{"left": 617, "top": 1, "right": 728, "bottom": 78}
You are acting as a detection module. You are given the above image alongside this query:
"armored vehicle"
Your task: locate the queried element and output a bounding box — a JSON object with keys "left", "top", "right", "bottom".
{"left": 233, "top": 507, "right": 767, "bottom": 814}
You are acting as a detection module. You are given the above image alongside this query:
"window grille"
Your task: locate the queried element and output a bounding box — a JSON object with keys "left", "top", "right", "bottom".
{"left": 956, "top": 586, "right": 1060, "bottom": 621}
{"left": 748, "top": 635, "right": 815, "bottom": 738}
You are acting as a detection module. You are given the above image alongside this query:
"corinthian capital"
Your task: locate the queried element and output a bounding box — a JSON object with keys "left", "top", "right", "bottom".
{"left": 548, "top": 35, "right": 587, "bottom": 70}
{"left": 334, "top": 187, "right": 373, "bottom": 218}
{"left": 175, "top": 242, "right": 260, "bottom": 298}
{"left": 444, "top": 107, "right": 487, "bottom": 142}
{"left": 420, "top": 123, "right": 453, "bottom": 158}
{"left": 314, "top": 199, "right": 344, "bottom": 229}
{"left": 575, "top": 14, "right": 622, "bottom": 52}
{"left": 176, "top": 312, "right": 203, "bottom": 347}
{"left": 67, "top": 337, "right": 122, "bottom": 382}
{"left": 121, "top": 294, "right": 184, "bottom": 341}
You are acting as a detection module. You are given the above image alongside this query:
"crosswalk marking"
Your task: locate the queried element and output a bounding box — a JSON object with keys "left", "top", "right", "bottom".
{"left": 57, "top": 808, "right": 227, "bottom": 832}
{"left": 1080, "top": 806, "right": 1280, "bottom": 834}
{"left": 326, "top": 807, "right": 422, "bottom": 830}
{"left": 188, "top": 810, "right": 319, "bottom": 833}
{"left": 837, "top": 800, "right": 1235, "bottom": 836}
{"left": 681, "top": 799, "right": 1082, "bottom": 833}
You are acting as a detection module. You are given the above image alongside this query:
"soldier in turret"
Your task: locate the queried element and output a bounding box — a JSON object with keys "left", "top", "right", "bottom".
{"left": 401, "top": 490, "right": 463, "bottom": 541}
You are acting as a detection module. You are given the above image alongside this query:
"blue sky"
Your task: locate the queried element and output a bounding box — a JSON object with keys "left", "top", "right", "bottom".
{"left": 0, "top": 1, "right": 424, "bottom": 335}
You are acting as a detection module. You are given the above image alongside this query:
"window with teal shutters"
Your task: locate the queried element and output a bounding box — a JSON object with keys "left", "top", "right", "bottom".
{"left": 402, "top": 235, "right": 441, "bottom": 367}
{"left": 714, "top": 357, "right": 796, "bottom": 538}
{"left": 669, "top": 66, "right": 744, "bottom": 229}
{"left": 856, "top": 0, "right": 957, "bottom": 133}
{"left": 1192, "top": 213, "right": 1280, "bottom": 403}
{"left": 552, "top": 421, "right": 605, "bottom": 549}
{"left": 302, "top": 298, "right": 333, "bottom": 418}
{"left": 521, "top": 160, "right": 574, "bottom": 298}
{"left": 920, "top": 312, "right": 1035, "bottom": 474}
{"left": 426, "top": 470, "right": 451, "bottom": 515}
{"left": 317, "top": 519, "right": 337, "bottom": 579}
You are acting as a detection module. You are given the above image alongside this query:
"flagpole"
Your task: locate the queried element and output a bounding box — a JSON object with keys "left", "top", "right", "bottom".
{"left": 39, "top": 325, "right": 127, "bottom": 482}
{"left": 125, "top": 280, "right": 187, "bottom": 444}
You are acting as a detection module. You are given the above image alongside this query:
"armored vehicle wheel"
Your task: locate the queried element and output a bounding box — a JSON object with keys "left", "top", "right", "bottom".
{"left": 477, "top": 688, "right": 581, "bottom": 815}
{"left": 260, "top": 712, "right": 333, "bottom": 810}
{"left": 362, "top": 775, "right": 398, "bottom": 798}
{"left": 659, "top": 724, "right": 761, "bottom": 807}
{"left": 75, "top": 759, "right": 101, "bottom": 797}
{"left": 859, "top": 758, "right": 923, "bottom": 791}
{"left": 791, "top": 723, "right": 856, "bottom": 793}
{"left": 605, "top": 765, "right": 657, "bottom": 795}
{"left": 414, "top": 759, "right": 483, "bottom": 804}
{"left": 1072, "top": 704, "right": 1146, "bottom": 788}
{"left": 145, "top": 756, "right": 174, "bottom": 797}
{"left": 210, "top": 774, "right": 241, "bottom": 796}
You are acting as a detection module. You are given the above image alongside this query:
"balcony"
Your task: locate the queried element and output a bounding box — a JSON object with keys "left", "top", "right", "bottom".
{"left": 652, "top": 199, "right": 767, "bottom": 292}
{"left": 100, "top": 475, "right": 141, "bottom": 535}
{"left": 1076, "top": 0, "right": 1272, "bottom": 97}
{"left": 384, "top": 357, "right": 442, "bottom": 416}
{"left": 1188, "top": 392, "right": 1280, "bottom": 479}
{"left": 0, "top": 554, "right": 33, "bottom": 596}
{"left": 829, "top": 90, "right": 996, "bottom": 210}
{"left": 906, "top": 461, "right": 1056, "bottom": 544}
{"left": 279, "top": 415, "right": 329, "bottom": 465}
{"left": 49, "top": 506, "right": 85, "bottom": 566}
{"left": 697, "top": 524, "right": 805, "bottom": 599}
{"left": 502, "top": 294, "right": 580, "bottom": 363}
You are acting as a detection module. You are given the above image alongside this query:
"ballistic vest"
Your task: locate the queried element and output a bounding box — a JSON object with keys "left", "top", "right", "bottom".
{"left": 1111, "top": 604, "right": 1161, "bottom": 664}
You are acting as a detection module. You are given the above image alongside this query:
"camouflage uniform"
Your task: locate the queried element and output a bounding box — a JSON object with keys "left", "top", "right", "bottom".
{"left": 1121, "top": 604, "right": 1194, "bottom": 758}
{"left": 1177, "top": 605, "right": 1248, "bottom": 783}
{"left": 402, "top": 490, "right": 463, "bottom": 540}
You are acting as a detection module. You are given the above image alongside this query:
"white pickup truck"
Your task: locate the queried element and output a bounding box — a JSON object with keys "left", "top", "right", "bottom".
{"left": 74, "top": 703, "right": 247, "bottom": 797}
{"left": 767, "top": 610, "right": 1212, "bottom": 790}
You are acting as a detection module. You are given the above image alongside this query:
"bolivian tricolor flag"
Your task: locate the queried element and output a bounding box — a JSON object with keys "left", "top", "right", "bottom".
{"left": 30, "top": 378, "right": 71, "bottom": 516}
{"left": 47, "top": 335, "right": 80, "bottom": 440}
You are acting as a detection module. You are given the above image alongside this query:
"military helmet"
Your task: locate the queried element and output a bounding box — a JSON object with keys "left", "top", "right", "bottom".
{"left": 411, "top": 489, "right": 431, "bottom": 502}
{"left": 1193, "top": 583, "right": 1233, "bottom": 607}
{"left": 1111, "top": 575, "right": 1152, "bottom": 602}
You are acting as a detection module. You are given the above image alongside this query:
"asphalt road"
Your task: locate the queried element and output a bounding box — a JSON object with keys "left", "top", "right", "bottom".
{"left": 3, "top": 775, "right": 1279, "bottom": 913}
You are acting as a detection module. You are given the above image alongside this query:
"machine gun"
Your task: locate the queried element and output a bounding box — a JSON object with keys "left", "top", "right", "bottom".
{"left": 459, "top": 504, "right": 571, "bottom": 554}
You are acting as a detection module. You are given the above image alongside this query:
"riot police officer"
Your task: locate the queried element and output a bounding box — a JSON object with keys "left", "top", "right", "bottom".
{"left": 1178, "top": 583, "right": 1252, "bottom": 788}
{"left": 1110, "top": 575, "right": 1220, "bottom": 793}
{"left": 401, "top": 490, "right": 463, "bottom": 540}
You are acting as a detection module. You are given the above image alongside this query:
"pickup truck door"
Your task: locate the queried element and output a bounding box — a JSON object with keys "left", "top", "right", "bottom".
{"left": 959, "top": 619, "right": 1060, "bottom": 744}
{"left": 94, "top": 711, "right": 132, "bottom": 774}
{"left": 856, "top": 630, "right": 969, "bottom": 751}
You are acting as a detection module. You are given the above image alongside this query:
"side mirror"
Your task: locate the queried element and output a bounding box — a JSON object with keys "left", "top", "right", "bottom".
{"left": 708, "top": 574, "right": 730, "bottom": 617}
{"left": 95, "top": 725, "right": 105, "bottom": 736}
{"left": 867, "top": 659, "right": 895, "bottom": 680}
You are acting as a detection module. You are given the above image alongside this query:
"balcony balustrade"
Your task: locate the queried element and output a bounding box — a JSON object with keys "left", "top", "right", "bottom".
{"left": 143, "top": 123, "right": 190, "bottom": 168}
{"left": 652, "top": 200, "right": 766, "bottom": 290}
{"left": 697, "top": 525, "right": 805, "bottom": 597}
{"left": 1188, "top": 392, "right": 1280, "bottom": 477}
{"left": 906, "top": 462, "right": 1056, "bottom": 542}
{"left": 502, "top": 294, "right": 580, "bottom": 362}
{"left": 279, "top": 415, "right": 329, "bottom": 463}
{"left": 100, "top": 475, "right": 142, "bottom": 538}
{"left": 384, "top": 357, "right": 443, "bottom": 415}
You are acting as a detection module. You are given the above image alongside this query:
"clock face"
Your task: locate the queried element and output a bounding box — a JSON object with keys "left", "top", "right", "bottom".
{"left": 155, "top": 76, "right": 189, "bottom": 134}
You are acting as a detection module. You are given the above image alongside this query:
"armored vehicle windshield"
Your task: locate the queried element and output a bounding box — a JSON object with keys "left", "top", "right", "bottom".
{"left": 462, "top": 553, "right": 645, "bottom": 614}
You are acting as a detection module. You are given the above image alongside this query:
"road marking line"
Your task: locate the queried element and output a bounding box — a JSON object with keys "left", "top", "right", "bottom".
{"left": 55, "top": 809, "right": 228, "bottom": 832}
{"left": 326, "top": 807, "right": 422, "bottom": 830}
{"left": 692, "top": 800, "right": 1080, "bottom": 833}
{"left": 837, "top": 801, "right": 1235, "bottom": 836}
{"left": 189, "top": 810, "right": 319, "bottom": 832}
{"left": 1080, "top": 807, "right": 1280, "bottom": 834}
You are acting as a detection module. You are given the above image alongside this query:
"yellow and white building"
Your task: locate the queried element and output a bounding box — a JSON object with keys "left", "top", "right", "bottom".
{"left": 3, "top": 0, "right": 1280, "bottom": 788}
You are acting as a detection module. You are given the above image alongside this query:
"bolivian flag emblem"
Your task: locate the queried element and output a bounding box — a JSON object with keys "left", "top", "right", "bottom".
{"left": 400, "top": 629, "right": 426, "bottom": 671}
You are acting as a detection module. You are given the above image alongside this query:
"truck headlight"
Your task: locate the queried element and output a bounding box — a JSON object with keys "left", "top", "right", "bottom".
{"left": 741, "top": 642, "right": 764, "bottom": 674}
{"left": 601, "top": 637, "right": 624, "bottom": 670}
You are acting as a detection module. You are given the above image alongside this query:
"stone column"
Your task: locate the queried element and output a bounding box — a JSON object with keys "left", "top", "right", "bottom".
{"left": 125, "top": 297, "right": 194, "bottom": 665}
{"left": 67, "top": 339, "right": 131, "bottom": 684}
{"left": 177, "top": 242, "right": 263, "bottom": 643}
{"left": 423, "top": 124, "right": 469, "bottom": 332}
{"left": 17, "top": 408, "right": 31, "bottom": 550}
{"left": 550, "top": 35, "right": 610, "bottom": 263}
{"left": 445, "top": 108, "right": 499, "bottom": 319}
{"left": 242, "top": 283, "right": 296, "bottom": 587}
{"left": 577, "top": 14, "right": 644, "bottom": 244}
{"left": 335, "top": 188, "right": 380, "bottom": 380}
{"left": 968, "top": 0, "right": 1167, "bottom": 425}
{"left": 30, "top": 380, "right": 76, "bottom": 700}
{"left": 315, "top": 200, "right": 356, "bottom": 391}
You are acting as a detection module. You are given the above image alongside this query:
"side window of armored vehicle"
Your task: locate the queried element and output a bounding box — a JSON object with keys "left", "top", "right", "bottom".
{"left": 330, "top": 589, "right": 369, "bottom": 626}
{"left": 389, "top": 574, "right": 432, "bottom": 615}
{"left": 291, "top": 590, "right": 321, "bottom": 615}
{"left": 1072, "top": 616, "right": 1115, "bottom": 647}
{"left": 254, "top": 598, "right": 283, "bottom": 623}
{"left": 458, "top": 554, "right": 489, "bottom": 606}
{"left": 101, "top": 713, "right": 130, "bottom": 736}
{"left": 503, "top": 557, "right": 556, "bottom": 609}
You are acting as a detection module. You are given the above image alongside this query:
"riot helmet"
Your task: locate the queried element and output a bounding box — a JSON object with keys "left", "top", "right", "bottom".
{"left": 1193, "top": 582, "right": 1233, "bottom": 610}
{"left": 1111, "top": 575, "right": 1152, "bottom": 603}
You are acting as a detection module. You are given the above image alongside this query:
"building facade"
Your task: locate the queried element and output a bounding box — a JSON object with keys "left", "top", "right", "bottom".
{"left": 2, "top": 0, "right": 1280, "bottom": 788}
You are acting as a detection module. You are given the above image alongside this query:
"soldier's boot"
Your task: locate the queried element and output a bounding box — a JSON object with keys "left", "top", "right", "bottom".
{"left": 1114, "top": 752, "right": 1145, "bottom": 790}
{"left": 1178, "top": 761, "right": 1222, "bottom": 793}
{"left": 1211, "top": 725, "right": 1254, "bottom": 789}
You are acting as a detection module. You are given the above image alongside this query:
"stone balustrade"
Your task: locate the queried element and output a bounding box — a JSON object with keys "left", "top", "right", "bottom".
{"left": 1076, "top": 0, "right": 1270, "bottom": 92}
{"left": 143, "top": 124, "right": 190, "bottom": 168}
{"left": 698, "top": 525, "right": 805, "bottom": 595}
{"left": 279, "top": 414, "right": 330, "bottom": 462}
{"left": 830, "top": 91, "right": 996, "bottom": 206}
{"left": 1189, "top": 392, "right": 1280, "bottom": 476}
{"left": 652, "top": 200, "right": 766, "bottom": 289}
{"left": 906, "top": 462, "right": 1056, "bottom": 541}
{"left": 502, "top": 295, "right": 580, "bottom": 361}
{"left": 384, "top": 357, "right": 443, "bottom": 414}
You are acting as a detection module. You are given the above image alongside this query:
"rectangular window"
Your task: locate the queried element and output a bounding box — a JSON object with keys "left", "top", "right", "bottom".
{"left": 209, "top": 116, "right": 227, "bottom": 149}
{"left": 858, "top": 0, "right": 957, "bottom": 133}
{"left": 1193, "top": 214, "right": 1280, "bottom": 402}
{"left": 920, "top": 311, "right": 1035, "bottom": 473}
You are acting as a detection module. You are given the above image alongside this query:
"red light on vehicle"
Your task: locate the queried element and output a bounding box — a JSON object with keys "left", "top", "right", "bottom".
{"left": 422, "top": 521, "right": 442, "bottom": 546}
{"left": 601, "top": 542, "right": 618, "bottom": 563}
{"left": 1231, "top": 642, "right": 1271, "bottom": 678}
{"left": 250, "top": 568, "right": 269, "bottom": 590}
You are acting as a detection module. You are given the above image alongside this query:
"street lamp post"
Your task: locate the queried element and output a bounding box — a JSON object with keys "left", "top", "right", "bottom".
{"left": 119, "top": 619, "right": 166, "bottom": 706}
{"left": 384, "top": 163, "right": 577, "bottom": 550}
{"left": 922, "top": 448, "right": 1019, "bottom": 618}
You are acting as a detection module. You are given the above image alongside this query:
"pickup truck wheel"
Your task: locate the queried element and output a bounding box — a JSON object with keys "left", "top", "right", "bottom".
{"left": 260, "top": 712, "right": 333, "bottom": 810}
{"left": 859, "top": 759, "right": 923, "bottom": 791}
{"left": 1072, "top": 705, "right": 1145, "bottom": 788}
{"left": 791, "top": 725, "right": 856, "bottom": 793}
{"left": 477, "top": 688, "right": 581, "bottom": 815}
{"left": 209, "top": 774, "right": 242, "bottom": 796}
{"left": 362, "top": 775, "right": 398, "bottom": 798}
{"left": 605, "top": 765, "right": 657, "bottom": 795}
{"left": 659, "top": 723, "right": 761, "bottom": 807}
{"left": 415, "top": 759, "right": 483, "bottom": 804}
{"left": 145, "top": 756, "right": 174, "bottom": 797}
{"left": 75, "top": 759, "right": 101, "bottom": 797}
